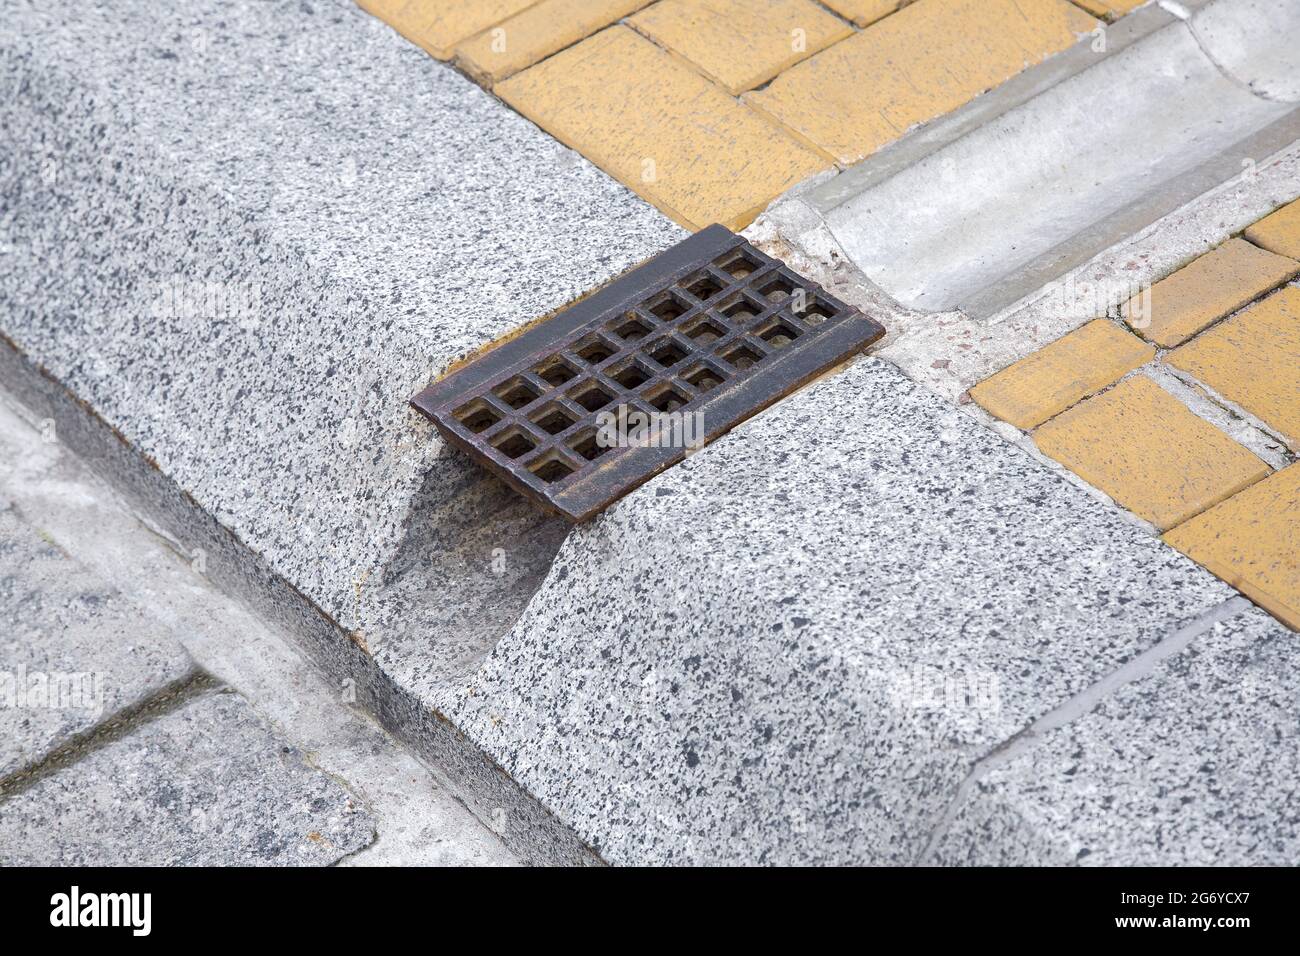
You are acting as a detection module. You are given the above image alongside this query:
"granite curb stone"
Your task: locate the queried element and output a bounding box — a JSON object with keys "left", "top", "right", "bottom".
{"left": 441, "top": 357, "right": 1234, "bottom": 864}
{"left": 931, "top": 606, "right": 1297, "bottom": 865}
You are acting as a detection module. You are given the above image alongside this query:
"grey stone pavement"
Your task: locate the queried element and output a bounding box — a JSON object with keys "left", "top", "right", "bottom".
{"left": 1, "top": 0, "right": 1297, "bottom": 865}
{"left": 0, "top": 392, "right": 515, "bottom": 865}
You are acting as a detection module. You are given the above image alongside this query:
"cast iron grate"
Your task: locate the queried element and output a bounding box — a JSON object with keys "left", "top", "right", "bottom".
{"left": 411, "top": 224, "right": 886, "bottom": 521}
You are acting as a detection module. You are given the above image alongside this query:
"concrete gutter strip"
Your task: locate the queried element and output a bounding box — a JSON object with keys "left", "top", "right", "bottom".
{"left": 785, "top": 0, "right": 1300, "bottom": 317}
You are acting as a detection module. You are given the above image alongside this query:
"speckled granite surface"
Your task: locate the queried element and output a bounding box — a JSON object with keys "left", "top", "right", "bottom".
{"left": 931, "top": 606, "right": 1299, "bottom": 865}
{"left": 1, "top": 0, "right": 1273, "bottom": 865}
{"left": 0, "top": 0, "right": 683, "bottom": 695}
{"left": 442, "top": 358, "right": 1238, "bottom": 864}
{"left": 0, "top": 690, "right": 375, "bottom": 865}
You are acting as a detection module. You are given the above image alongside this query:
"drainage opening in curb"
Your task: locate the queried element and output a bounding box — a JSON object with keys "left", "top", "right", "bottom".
{"left": 411, "top": 225, "right": 885, "bottom": 521}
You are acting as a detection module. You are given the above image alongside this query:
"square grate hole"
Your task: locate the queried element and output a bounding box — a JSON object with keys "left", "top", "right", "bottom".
{"left": 529, "top": 451, "right": 576, "bottom": 484}
{"left": 454, "top": 398, "right": 501, "bottom": 434}
{"left": 683, "top": 271, "right": 724, "bottom": 302}
{"left": 683, "top": 364, "right": 726, "bottom": 393}
{"left": 570, "top": 381, "right": 614, "bottom": 413}
{"left": 721, "top": 295, "right": 764, "bottom": 326}
{"left": 645, "top": 384, "right": 689, "bottom": 413}
{"left": 720, "top": 343, "right": 764, "bottom": 371}
{"left": 714, "top": 249, "right": 762, "bottom": 280}
{"left": 645, "top": 292, "right": 689, "bottom": 323}
{"left": 535, "top": 357, "right": 579, "bottom": 387}
{"left": 569, "top": 428, "right": 612, "bottom": 462}
{"left": 611, "top": 360, "right": 652, "bottom": 390}
{"left": 531, "top": 404, "right": 577, "bottom": 436}
{"left": 494, "top": 376, "right": 541, "bottom": 411}
{"left": 757, "top": 275, "right": 797, "bottom": 303}
{"left": 682, "top": 317, "right": 726, "bottom": 345}
{"left": 793, "top": 299, "right": 837, "bottom": 325}
{"left": 758, "top": 319, "right": 802, "bottom": 349}
{"left": 574, "top": 334, "right": 617, "bottom": 366}
{"left": 649, "top": 339, "right": 688, "bottom": 368}
{"left": 411, "top": 225, "right": 885, "bottom": 521}
{"left": 491, "top": 428, "right": 536, "bottom": 460}
{"left": 610, "top": 315, "right": 653, "bottom": 342}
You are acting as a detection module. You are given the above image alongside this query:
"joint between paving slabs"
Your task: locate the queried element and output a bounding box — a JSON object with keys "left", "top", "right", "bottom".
{"left": 915, "top": 594, "right": 1254, "bottom": 864}
{"left": 0, "top": 671, "right": 220, "bottom": 802}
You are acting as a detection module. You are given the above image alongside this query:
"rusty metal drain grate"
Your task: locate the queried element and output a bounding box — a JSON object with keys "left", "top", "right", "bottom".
{"left": 411, "top": 225, "right": 885, "bottom": 521}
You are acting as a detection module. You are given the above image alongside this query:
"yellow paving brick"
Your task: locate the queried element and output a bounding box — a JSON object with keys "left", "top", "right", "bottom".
{"left": 358, "top": 0, "right": 540, "bottom": 60}
{"left": 1164, "top": 464, "right": 1300, "bottom": 631}
{"left": 497, "top": 26, "right": 829, "bottom": 230}
{"left": 1121, "top": 238, "right": 1299, "bottom": 348}
{"left": 819, "top": 0, "right": 901, "bottom": 27}
{"left": 630, "top": 0, "right": 853, "bottom": 95}
{"left": 1166, "top": 285, "right": 1300, "bottom": 448}
{"left": 970, "top": 320, "right": 1154, "bottom": 430}
{"left": 1244, "top": 199, "right": 1300, "bottom": 261}
{"left": 1070, "top": 0, "right": 1147, "bottom": 18}
{"left": 1033, "top": 376, "right": 1271, "bottom": 531}
{"left": 746, "top": 0, "right": 1096, "bottom": 165}
{"left": 456, "top": 0, "right": 649, "bottom": 86}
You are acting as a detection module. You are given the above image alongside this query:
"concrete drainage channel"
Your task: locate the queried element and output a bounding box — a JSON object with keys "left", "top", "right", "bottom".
{"left": 763, "top": 0, "right": 1300, "bottom": 319}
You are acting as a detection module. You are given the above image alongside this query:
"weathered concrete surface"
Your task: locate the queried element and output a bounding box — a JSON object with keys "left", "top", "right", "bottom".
{"left": 0, "top": 392, "right": 517, "bottom": 866}
{"left": 931, "top": 607, "right": 1300, "bottom": 865}
{"left": 812, "top": 0, "right": 1299, "bottom": 314}
{"left": 441, "top": 358, "right": 1237, "bottom": 865}
{"left": 0, "top": 691, "right": 375, "bottom": 866}
{"left": 0, "top": 507, "right": 198, "bottom": 778}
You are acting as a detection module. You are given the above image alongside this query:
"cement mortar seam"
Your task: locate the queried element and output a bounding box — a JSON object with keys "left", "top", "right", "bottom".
{"left": 1143, "top": 364, "right": 1296, "bottom": 465}
{"left": 917, "top": 594, "right": 1254, "bottom": 863}
{"left": 0, "top": 671, "right": 219, "bottom": 801}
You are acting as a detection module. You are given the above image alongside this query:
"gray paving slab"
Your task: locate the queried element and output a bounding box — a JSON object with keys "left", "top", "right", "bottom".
{"left": 0, "top": 690, "right": 375, "bottom": 865}
{"left": 0, "top": 507, "right": 197, "bottom": 779}
{"left": 0, "top": 392, "right": 518, "bottom": 866}
{"left": 0, "top": 0, "right": 683, "bottom": 693}
{"left": 440, "top": 357, "right": 1236, "bottom": 865}
{"left": 931, "top": 607, "right": 1299, "bottom": 865}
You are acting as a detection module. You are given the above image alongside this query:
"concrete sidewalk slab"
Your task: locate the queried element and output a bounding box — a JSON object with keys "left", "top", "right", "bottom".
{"left": 931, "top": 606, "right": 1298, "bottom": 865}
{"left": 0, "top": 691, "right": 375, "bottom": 866}
{"left": 0, "top": 391, "right": 519, "bottom": 866}
{"left": 441, "top": 358, "right": 1236, "bottom": 864}
{"left": 0, "top": 508, "right": 198, "bottom": 779}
